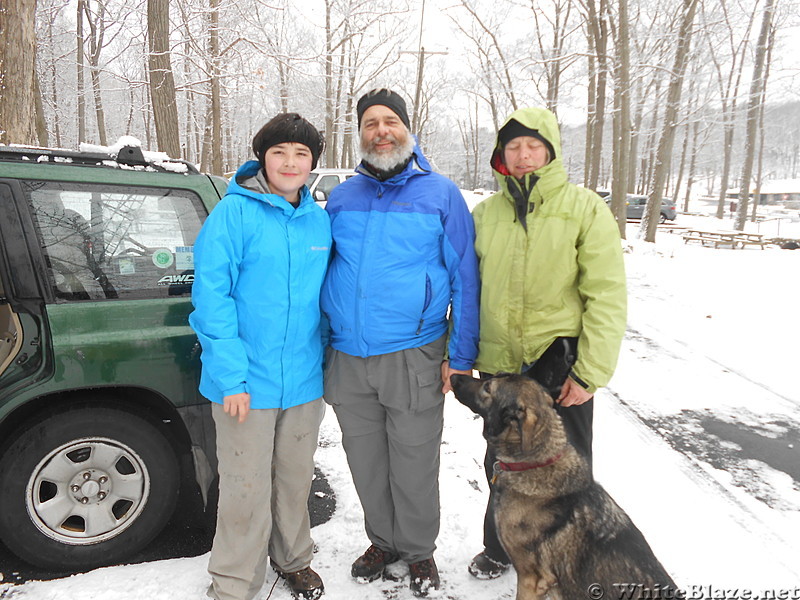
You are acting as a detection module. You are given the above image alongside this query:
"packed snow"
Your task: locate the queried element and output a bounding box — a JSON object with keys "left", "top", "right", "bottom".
{"left": 2, "top": 198, "right": 799, "bottom": 600}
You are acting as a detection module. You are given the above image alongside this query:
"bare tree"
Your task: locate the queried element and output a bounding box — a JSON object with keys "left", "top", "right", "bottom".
{"left": 608, "top": 0, "right": 631, "bottom": 237}
{"left": 76, "top": 0, "right": 87, "bottom": 143}
{"left": 0, "top": 0, "right": 38, "bottom": 145}
{"left": 640, "top": 0, "right": 699, "bottom": 242}
{"left": 578, "top": 0, "right": 609, "bottom": 190}
{"left": 701, "top": 0, "right": 758, "bottom": 219}
{"left": 527, "top": 0, "right": 581, "bottom": 116}
{"left": 147, "top": 0, "right": 181, "bottom": 157}
{"left": 84, "top": 0, "right": 109, "bottom": 145}
{"left": 735, "top": 0, "right": 776, "bottom": 230}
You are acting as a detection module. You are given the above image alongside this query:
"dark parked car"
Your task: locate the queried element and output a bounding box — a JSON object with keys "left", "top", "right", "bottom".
{"left": 607, "top": 194, "right": 677, "bottom": 223}
{"left": 0, "top": 143, "right": 227, "bottom": 570}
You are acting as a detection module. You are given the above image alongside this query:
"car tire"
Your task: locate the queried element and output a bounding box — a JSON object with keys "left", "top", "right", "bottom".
{"left": 0, "top": 405, "right": 180, "bottom": 570}
{"left": 659, "top": 213, "right": 668, "bottom": 224}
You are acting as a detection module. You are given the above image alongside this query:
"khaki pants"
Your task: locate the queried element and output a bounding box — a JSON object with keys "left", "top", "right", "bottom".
{"left": 324, "top": 336, "right": 446, "bottom": 563}
{"left": 207, "top": 398, "right": 325, "bottom": 600}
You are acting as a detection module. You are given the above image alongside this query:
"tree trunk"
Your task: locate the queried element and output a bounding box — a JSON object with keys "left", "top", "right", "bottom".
{"left": 208, "top": 0, "right": 222, "bottom": 174}
{"left": 85, "top": 0, "right": 107, "bottom": 146}
{"left": 641, "top": 0, "right": 699, "bottom": 242}
{"left": 683, "top": 116, "right": 700, "bottom": 213}
{"left": 0, "top": 0, "right": 37, "bottom": 145}
{"left": 76, "top": 0, "right": 87, "bottom": 143}
{"left": 584, "top": 54, "right": 596, "bottom": 187}
{"left": 324, "top": 0, "right": 335, "bottom": 167}
{"left": 610, "top": 0, "right": 631, "bottom": 238}
{"left": 147, "top": 0, "right": 181, "bottom": 157}
{"left": 735, "top": 0, "right": 775, "bottom": 231}
{"left": 34, "top": 62, "right": 49, "bottom": 146}
{"left": 751, "top": 25, "right": 775, "bottom": 223}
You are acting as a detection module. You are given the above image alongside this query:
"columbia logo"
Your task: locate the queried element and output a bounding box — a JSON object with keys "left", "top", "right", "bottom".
{"left": 311, "top": 246, "right": 329, "bottom": 251}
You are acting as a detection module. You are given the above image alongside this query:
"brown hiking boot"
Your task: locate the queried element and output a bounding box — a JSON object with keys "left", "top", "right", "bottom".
{"left": 350, "top": 544, "right": 400, "bottom": 582}
{"left": 409, "top": 557, "right": 440, "bottom": 597}
{"left": 273, "top": 565, "right": 324, "bottom": 600}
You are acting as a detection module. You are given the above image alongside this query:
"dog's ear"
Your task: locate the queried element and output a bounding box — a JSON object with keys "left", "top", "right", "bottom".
{"left": 450, "top": 374, "right": 491, "bottom": 417}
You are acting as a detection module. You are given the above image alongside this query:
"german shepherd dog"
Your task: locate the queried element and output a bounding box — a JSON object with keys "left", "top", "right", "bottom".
{"left": 451, "top": 373, "right": 678, "bottom": 600}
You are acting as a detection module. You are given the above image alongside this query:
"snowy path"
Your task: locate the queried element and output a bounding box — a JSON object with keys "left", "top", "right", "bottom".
{"left": 3, "top": 219, "right": 800, "bottom": 599}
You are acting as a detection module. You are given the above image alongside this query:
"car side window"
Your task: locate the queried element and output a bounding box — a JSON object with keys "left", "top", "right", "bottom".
{"left": 23, "top": 181, "right": 206, "bottom": 302}
{"left": 317, "top": 175, "right": 341, "bottom": 197}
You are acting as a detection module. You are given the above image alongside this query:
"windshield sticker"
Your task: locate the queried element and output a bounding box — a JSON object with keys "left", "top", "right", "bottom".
{"left": 175, "top": 246, "right": 194, "bottom": 270}
{"left": 158, "top": 273, "right": 195, "bottom": 286}
{"left": 152, "top": 248, "right": 174, "bottom": 269}
{"left": 118, "top": 257, "right": 136, "bottom": 275}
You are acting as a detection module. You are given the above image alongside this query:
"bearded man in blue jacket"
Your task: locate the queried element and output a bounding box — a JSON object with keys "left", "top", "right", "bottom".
{"left": 322, "top": 89, "right": 480, "bottom": 597}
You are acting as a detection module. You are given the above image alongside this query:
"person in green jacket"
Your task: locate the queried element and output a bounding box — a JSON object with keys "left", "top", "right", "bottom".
{"left": 467, "top": 106, "right": 627, "bottom": 580}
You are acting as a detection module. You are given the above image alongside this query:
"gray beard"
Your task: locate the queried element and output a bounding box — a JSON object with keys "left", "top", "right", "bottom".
{"left": 360, "top": 133, "right": 415, "bottom": 172}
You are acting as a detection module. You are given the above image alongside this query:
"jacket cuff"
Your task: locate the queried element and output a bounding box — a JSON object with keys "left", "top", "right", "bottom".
{"left": 221, "top": 382, "right": 248, "bottom": 397}
{"left": 569, "top": 370, "right": 597, "bottom": 395}
{"left": 448, "top": 359, "right": 473, "bottom": 371}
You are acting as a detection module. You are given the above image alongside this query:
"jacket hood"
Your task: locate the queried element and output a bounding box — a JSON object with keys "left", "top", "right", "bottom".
{"left": 228, "top": 160, "right": 314, "bottom": 214}
{"left": 490, "top": 107, "right": 563, "bottom": 176}
{"left": 490, "top": 108, "right": 569, "bottom": 221}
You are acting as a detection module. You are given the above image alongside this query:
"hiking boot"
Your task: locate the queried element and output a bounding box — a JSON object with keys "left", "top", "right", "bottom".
{"left": 351, "top": 544, "right": 400, "bottom": 582}
{"left": 409, "top": 557, "right": 440, "bottom": 597}
{"left": 273, "top": 565, "right": 324, "bottom": 600}
{"left": 467, "top": 551, "right": 511, "bottom": 580}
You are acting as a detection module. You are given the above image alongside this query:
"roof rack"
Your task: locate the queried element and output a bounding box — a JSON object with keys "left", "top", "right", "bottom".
{"left": 0, "top": 144, "right": 200, "bottom": 174}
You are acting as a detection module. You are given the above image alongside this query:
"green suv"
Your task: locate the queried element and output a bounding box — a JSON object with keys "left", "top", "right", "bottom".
{"left": 0, "top": 144, "right": 226, "bottom": 570}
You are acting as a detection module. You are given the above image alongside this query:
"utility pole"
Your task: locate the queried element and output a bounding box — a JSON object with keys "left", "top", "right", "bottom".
{"left": 399, "top": 0, "right": 446, "bottom": 141}
{"left": 399, "top": 47, "right": 447, "bottom": 135}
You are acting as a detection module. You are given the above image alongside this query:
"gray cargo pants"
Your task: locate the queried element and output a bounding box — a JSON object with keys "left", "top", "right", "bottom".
{"left": 324, "top": 335, "right": 446, "bottom": 564}
{"left": 207, "top": 398, "right": 325, "bottom": 600}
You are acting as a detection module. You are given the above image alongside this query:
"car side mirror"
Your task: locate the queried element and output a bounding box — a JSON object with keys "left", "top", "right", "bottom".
{"left": 314, "top": 190, "right": 327, "bottom": 202}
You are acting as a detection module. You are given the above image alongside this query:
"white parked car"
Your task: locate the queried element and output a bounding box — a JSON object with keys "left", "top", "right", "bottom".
{"left": 306, "top": 168, "right": 356, "bottom": 205}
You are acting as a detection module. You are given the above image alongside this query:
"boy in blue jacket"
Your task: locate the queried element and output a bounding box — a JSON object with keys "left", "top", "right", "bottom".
{"left": 190, "top": 113, "right": 330, "bottom": 600}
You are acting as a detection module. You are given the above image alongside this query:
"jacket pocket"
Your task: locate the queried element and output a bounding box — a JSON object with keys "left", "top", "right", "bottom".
{"left": 409, "top": 365, "right": 442, "bottom": 413}
{"left": 416, "top": 274, "right": 433, "bottom": 335}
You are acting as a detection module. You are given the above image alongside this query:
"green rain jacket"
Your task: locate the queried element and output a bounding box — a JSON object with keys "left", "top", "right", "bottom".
{"left": 472, "top": 107, "right": 626, "bottom": 393}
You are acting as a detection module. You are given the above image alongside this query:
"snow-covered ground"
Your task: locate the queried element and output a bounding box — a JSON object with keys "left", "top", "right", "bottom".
{"left": 2, "top": 200, "right": 800, "bottom": 599}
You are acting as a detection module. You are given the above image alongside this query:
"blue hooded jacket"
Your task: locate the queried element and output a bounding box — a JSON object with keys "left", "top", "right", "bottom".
{"left": 189, "top": 160, "right": 332, "bottom": 409}
{"left": 321, "top": 145, "right": 480, "bottom": 370}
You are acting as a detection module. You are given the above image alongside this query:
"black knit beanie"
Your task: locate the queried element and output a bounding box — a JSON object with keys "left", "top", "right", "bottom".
{"left": 357, "top": 89, "right": 411, "bottom": 130}
{"left": 498, "top": 119, "right": 557, "bottom": 161}
{"left": 252, "top": 113, "right": 324, "bottom": 169}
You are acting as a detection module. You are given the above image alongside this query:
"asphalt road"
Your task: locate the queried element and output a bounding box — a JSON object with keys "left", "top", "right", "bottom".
{"left": 0, "top": 466, "right": 335, "bottom": 585}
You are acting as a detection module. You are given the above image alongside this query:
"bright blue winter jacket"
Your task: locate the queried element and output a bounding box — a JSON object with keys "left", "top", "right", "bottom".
{"left": 321, "top": 145, "right": 480, "bottom": 370}
{"left": 189, "top": 160, "right": 332, "bottom": 409}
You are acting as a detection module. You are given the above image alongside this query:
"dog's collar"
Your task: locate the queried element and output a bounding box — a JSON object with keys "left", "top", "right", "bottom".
{"left": 493, "top": 451, "right": 565, "bottom": 474}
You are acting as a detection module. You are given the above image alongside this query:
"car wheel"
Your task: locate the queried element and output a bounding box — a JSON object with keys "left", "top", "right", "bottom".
{"left": 659, "top": 213, "right": 668, "bottom": 224}
{"left": 0, "top": 405, "right": 179, "bottom": 570}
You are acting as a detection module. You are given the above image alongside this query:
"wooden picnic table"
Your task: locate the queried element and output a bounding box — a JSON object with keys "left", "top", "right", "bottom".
{"left": 681, "top": 229, "right": 766, "bottom": 249}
